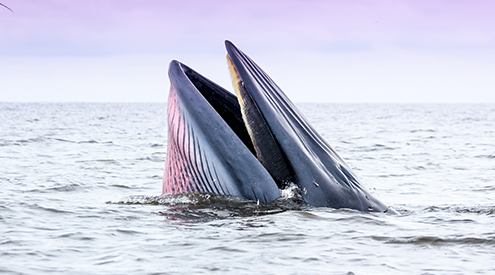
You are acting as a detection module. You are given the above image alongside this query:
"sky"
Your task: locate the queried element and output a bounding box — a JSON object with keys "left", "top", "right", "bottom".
{"left": 1, "top": 0, "right": 494, "bottom": 103}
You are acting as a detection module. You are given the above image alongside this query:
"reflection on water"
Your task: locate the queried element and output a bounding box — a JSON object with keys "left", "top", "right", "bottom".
{"left": 113, "top": 193, "right": 308, "bottom": 223}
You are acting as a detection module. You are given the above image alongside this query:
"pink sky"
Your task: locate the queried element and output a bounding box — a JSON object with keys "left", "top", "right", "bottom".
{"left": 1, "top": 0, "right": 494, "bottom": 102}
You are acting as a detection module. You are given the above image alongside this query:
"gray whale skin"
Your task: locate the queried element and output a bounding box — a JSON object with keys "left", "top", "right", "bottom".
{"left": 162, "top": 40, "right": 396, "bottom": 213}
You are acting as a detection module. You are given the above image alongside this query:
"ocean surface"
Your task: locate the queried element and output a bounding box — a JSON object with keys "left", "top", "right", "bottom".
{"left": 1, "top": 102, "right": 494, "bottom": 275}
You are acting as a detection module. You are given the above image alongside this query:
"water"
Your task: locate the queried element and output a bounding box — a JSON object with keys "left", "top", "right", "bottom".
{"left": 1, "top": 102, "right": 494, "bottom": 274}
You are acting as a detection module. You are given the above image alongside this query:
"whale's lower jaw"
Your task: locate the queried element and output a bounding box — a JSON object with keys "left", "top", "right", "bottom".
{"left": 163, "top": 41, "right": 394, "bottom": 213}
{"left": 163, "top": 61, "right": 280, "bottom": 204}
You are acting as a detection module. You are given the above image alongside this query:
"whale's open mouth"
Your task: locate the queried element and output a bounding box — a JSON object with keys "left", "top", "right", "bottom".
{"left": 179, "top": 56, "right": 294, "bottom": 191}
{"left": 180, "top": 63, "right": 257, "bottom": 156}
{"left": 163, "top": 40, "right": 394, "bottom": 213}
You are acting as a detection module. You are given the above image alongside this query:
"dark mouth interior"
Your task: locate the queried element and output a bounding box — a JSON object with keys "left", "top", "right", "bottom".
{"left": 182, "top": 65, "right": 256, "bottom": 156}
{"left": 182, "top": 63, "right": 294, "bottom": 189}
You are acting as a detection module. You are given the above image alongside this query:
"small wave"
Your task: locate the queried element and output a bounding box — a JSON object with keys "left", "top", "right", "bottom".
{"left": 15, "top": 137, "right": 45, "bottom": 143}
{"left": 46, "top": 183, "right": 82, "bottom": 192}
{"left": 97, "top": 159, "right": 119, "bottom": 163}
{"left": 410, "top": 129, "right": 437, "bottom": 133}
{"left": 372, "top": 235, "right": 495, "bottom": 246}
{"left": 150, "top": 143, "right": 164, "bottom": 147}
{"left": 77, "top": 140, "right": 99, "bottom": 144}
{"left": 352, "top": 144, "right": 398, "bottom": 152}
{"left": 472, "top": 185, "right": 495, "bottom": 192}
{"left": 423, "top": 205, "right": 495, "bottom": 215}
{"left": 461, "top": 117, "right": 481, "bottom": 122}
{"left": 115, "top": 229, "right": 145, "bottom": 235}
{"left": 377, "top": 173, "right": 410, "bottom": 178}
{"left": 23, "top": 183, "right": 82, "bottom": 193}
{"left": 109, "top": 184, "right": 132, "bottom": 189}
{"left": 110, "top": 193, "right": 308, "bottom": 222}
{"left": 371, "top": 144, "right": 398, "bottom": 150}
{"left": 207, "top": 245, "right": 248, "bottom": 253}
{"left": 475, "top": 154, "right": 495, "bottom": 159}
{"left": 28, "top": 203, "right": 73, "bottom": 214}
{"left": 135, "top": 156, "right": 163, "bottom": 162}
{"left": 406, "top": 165, "right": 426, "bottom": 170}
{"left": 52, "top": 138, "right": 76, "bottom": 143}
{"left": 0, "top": 140, "right": 14, "bottom": 147}
{"left": 111, "top": 193, "right": 254, "bottom": 206}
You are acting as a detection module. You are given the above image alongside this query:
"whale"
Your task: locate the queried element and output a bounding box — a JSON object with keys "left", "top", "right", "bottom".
{"left": 163, "top": 40, "right": 395, "bottom": 213}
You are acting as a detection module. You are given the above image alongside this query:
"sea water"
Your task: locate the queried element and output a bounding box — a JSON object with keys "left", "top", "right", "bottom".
{"left": 1, "top": 102, "right": 494, "bottom": 274}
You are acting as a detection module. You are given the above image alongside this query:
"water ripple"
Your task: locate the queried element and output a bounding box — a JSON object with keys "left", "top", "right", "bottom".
{"left": 1, "top": 103, "right": 495, "bottom": 275}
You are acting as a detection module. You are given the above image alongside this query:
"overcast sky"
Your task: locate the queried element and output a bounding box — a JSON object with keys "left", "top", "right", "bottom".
{"left": 1, "top": 0, "right": 494, "bottom": 102}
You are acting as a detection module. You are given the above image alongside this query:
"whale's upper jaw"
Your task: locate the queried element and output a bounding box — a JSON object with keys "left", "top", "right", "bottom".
{"left": 225, "top": 40, "right": 394, "bottom": 213}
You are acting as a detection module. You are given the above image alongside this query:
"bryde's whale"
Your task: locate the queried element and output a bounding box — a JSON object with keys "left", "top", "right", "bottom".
{"left": 163, "top": 40, "right": 395, "bottom": 213}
